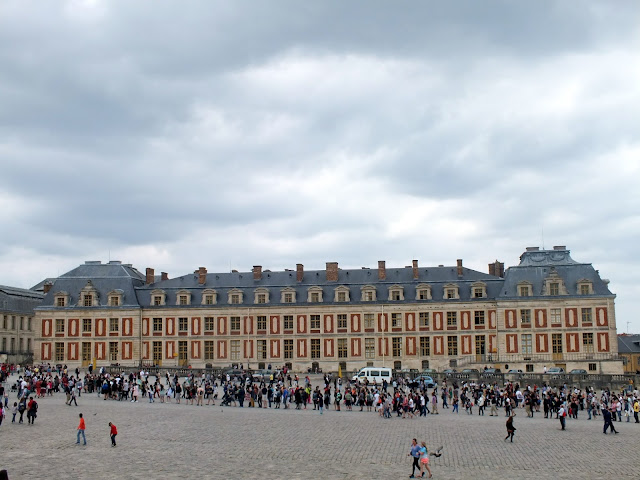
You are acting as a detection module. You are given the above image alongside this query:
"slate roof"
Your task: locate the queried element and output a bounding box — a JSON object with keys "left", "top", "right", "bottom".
{"left": 617, "top": 335, "right": 640, "bottom": 354}
{"left": 0, "top": 285, "right": 44, "bottom": 314}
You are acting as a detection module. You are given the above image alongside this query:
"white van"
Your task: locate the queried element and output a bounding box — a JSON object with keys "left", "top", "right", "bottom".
{"left": 352, "top": 367, "right": 392, "bottom": 385}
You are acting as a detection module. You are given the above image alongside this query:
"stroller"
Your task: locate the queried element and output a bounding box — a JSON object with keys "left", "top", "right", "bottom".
{"left": 220, "top": 392, "right": 233, "bottom": 407}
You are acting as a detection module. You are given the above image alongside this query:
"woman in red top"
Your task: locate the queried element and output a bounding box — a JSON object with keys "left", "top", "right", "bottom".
{"left": 109, "top": 422, "right": 117, "bottom": 447}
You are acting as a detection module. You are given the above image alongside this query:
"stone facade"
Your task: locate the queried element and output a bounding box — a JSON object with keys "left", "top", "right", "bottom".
{"left": 0, "top": 285, "right": 43, "bottom": 364}
{"left": 33, "top": 247, "right": 623, "bottom": 373}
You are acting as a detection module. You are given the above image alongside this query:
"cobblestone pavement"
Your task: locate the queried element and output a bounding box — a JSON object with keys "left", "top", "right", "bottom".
{"left": 1, "top": 375, "right": 638, "bottom": 480}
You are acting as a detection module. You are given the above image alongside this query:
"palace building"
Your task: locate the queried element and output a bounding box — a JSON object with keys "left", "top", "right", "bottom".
{"left": 33, "top": 246, "right": 623, "bottom": 373}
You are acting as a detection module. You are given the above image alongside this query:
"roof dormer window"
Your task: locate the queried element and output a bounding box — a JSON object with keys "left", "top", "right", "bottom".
{"left": 471, "top": 282, "right": 487, "bottom": 298}
{"left": 307, "top": 286, "right": 323, "bottom": 303}
{"left": 228, "top": 288, "right": 243, "bottom": 305}
{"left": 54, "top": 292, "right": 69, "bottom": 308}
{"left": 416, "top": 284, "right": 432, "bottom": 301}
{"left": 388, "top": 285, "right": 404, "bottom": 301}
{"left": 177, "top": 290, "right": 191, "bottom": 306}
{"left": 360, "top": 285, "right": 377, "bottom": 302}
{"left": 334, "top": 286, "right": 350, "bottom": 302}
{"left": 281, "top": 287, "right": 296, "bottom": 304}
{"left": 254, "top": 287, "right": 269, "bottom": 304}
{"left": 518, "top": 282, "right": 532, "bottom": 297}
{"left": 78, "top": 281, "right": 99, "bottom": 307}
{"left": 577, "top": 280, "right": 593, "bottom": 295}
{"left": 107, "top": 289, "right": 124, "bottom": 307}
{"left": 544, "top": 270, "right": 567, "bottom": 296}
{"left": 444, "top": 283, "right": 459, "bottom": 300}
{"left": 151, "top": 289, "right": 166, "bottom": 306}
{"left": 201, "top": 289, "right": 217, "bottom": 305}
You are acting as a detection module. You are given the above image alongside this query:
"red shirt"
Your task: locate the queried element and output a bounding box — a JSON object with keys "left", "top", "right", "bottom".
{"left": 78, "top": 418, "right": 85, "bottom": 430}
{"left": 110, "top": 424, "right": 117, "bottom": 435}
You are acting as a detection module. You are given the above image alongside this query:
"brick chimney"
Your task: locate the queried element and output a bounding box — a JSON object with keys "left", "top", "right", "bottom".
{"left": 296, "top": 264, "right": 304, "bottom": 282}
{"left": 326, "top": 262, "right": 338, "bottom": 282}
{"left": 488, "top": 263, "right": 496, "bottom": 276}
{"left": 378, "top": 261, "right": 386, "bottom": 280}
{"left": 43, "top": 282, "right": 53, "bottom": 294}
{"left": 457, "top": 259, "right": 463, "bottom": 277}
{"left": 412, "top": 260, "right": 419, "bottom": 280}
{"left": 146, "top": 267, "right": 154, "bottom": 285}
{"left": 253, "top": 265, "right": 262, "bottom": 281}
{"left": 198, "top": 267, "right": 207, "bottom": 285}
{"left": 161, "top": 272, "right": 169, "bottom": 281}
{"left": 489, "top": 260, "right": 504, "bottom": 278}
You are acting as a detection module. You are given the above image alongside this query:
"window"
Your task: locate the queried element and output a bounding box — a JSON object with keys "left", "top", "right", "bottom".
{"left": 310, "top": 315, "right": 321, "bottom": 330}
{"left": 588, "top": 363, "right": 597, "bottom": 372}
{"left": 109, "top": 296, "right": 119, "bottom": 306}
{"left": 310, "top": 339, "right": 320, "bottom": 359}
{"left": 447, "top": 336, "right": 458, "bottom": 356}
{"left": 2, "top": 316, "right": 6, "bottom": 329}
{"left": 153, "top": 296, "right": 162, "bottom": 306}
{"left": 204, "top": 341, "right": 215, "bottom": 360}
{"left": 419, "top": 312, "right": 429, "bottom": 328}
{"left": 109, "top": 318, "right": 119, "bottom": 333}
{"left": 474, "top": 311, "right": 485, "bottom": 326}
{"left": 337, "top": 314, "right": 347, "bottom": 329}
{"left": 283, "top": 315, "right": 294, "bottom": 330}
{"left": 520, "top": 309, "right": 531, "bottom": 325}
{"left": 519, "top": 285, "right": 531, "bottom": 297}
{"left": 204, "top": 317, "right": 215, "bottom": 331}
{"left": 526, "top": 364, "right": 534, "bottom": 373}
{"left": 473, "top": 287, "right": 484, "bottom": 298}
{"left": 337, "top": 291, "right": 346, "bottom": 302}
{"left": 364, "top": 313, "right": 375, "bottom": 329}
{"left": 388, "top": 286, "right": 404, "bottom": 301}
{"left": 257, "top": 340, "right": 267, "bottom": 360}
{"left": 447, "top": 311, "right": 457, "bottom": 328}
{"left": 420, "top": 337, "right": 430, "bottom": 356}
{"left": 109, "top": 342, "right": 118, "bottom": 361}
{"left": 580, "top": 284, "right": 589, "bottom": 295}
{"left": 153, "top": 341, "right": 162, "bottom": 362}
{"left": 581, "top": 308, "right": 592, "bottom": 324}
{"left": 281, "top": 288, "right": 296, "bottom": 303}
{"left": 552, "top": 333, "right": 563, "bottom": 354}
{"left": 153, "top": 318, "right": 162, "bottom": 332}
{"left": 56, "top": 297, "right": 66, "bottom": 307}
{"left": 308, "top": 287, "right": 323, "bottom": 303}
{"left": 179, "top": 295, "right": 188, "bottom": 305}
{"left": 392, "top": 337, "right": 402, "bottom": 357}
{"left": 19, "top": 317, "right": 23, "bottom": 330}
{"left": 361, "top": 286, "right": 376, "bottom": 302}
{"left": 521, "top": 334, "right": 532, "bottom": 354}
{"left": 82, "top": 319, "right": 92, "bottom": 333}
{"left": 10, "top": 338, "right": 15, "bottom": 353}
{"left": 179, "top": 318, "right": 188, "bottom": 332}
{"left": 55, "top": 319, "right": 65, "bottom": 333}
{"left": 256, "top": 294, "right": 266, "bottom": 304}
{"left": 204, "top": 294, "right": 215, "bottom": 305}
{"left": 230, "top": 316, "right": 240, "bottom": 331}
{"left": 284, "top": 339, "right": 293, "bottom": 359}
{"left": 11, "top": 316, "right": 15, "bottom": 329}
{"left": 257, "top": 316, "right": 267, "bottom": 330}
{"left": 83, "top": 295, "right": 93, "bottom": 307}
{"left": 444, "top": 284, "right": 459, "bottom": 299}
{"left": 365, "top": 338, "right": 375, "bottom": 359}
{"left": 230, "top": 340, "right": 240, "bottom": 360}
{"left": 583, "top": 333, "right": 594, "bottom": 353}
{"left": 338, "top": 338, "right": 348, "bottom": 358}
{"left": 446, "top": 289, "right": 455, "bottom": 299}
{"left": 391, "top": 313, "right": 401, "bottom": 328}
{"left": 284, "top": 292, "right": 294, "bottom": 303}
{"left": 230, "top": 294, "right": 240, "bottom": 304}
{"left": 55, "top": 342, "right": 64, "bottom": 362}
{"left": 28, "top": 318, "right": 32, "bottom": 331}
{"left": 549, "top": 282, "right": 559, "bottom": 296}
{"left": 27, "top": 339, "right": 31, "bottom": 351}
{"left": 1, "top": 338, "right": 5, "bottom": 351}
{"left": 416, "top": 285, "right": 431, "bottom": 300}
{"left": 550, "top": 308, "right": 561, "bottom": 323}
{"left": 311, "top": 293, "right": 320, "bottom": 303}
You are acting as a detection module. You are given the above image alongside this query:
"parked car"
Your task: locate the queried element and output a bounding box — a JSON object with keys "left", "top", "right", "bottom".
{"left": 252, "top": 369, "right": 273, "bottom": 382}
{"left": 483, "top": 368, "right": 501, "bottom": 374}
{"left": 507, "top": 369, "right": 523, "bottom": 374}
{"left": 222, "top": 368, "right": 244, "bottom": 377}
{"left": 461, "top": 368, "right": 480, "bottom": 374}
{"left": 441, "top": 368, "right": 457, "bottom": 374}
{"left": 410, "top": 375, "right": 436, "bottom": 388}
{"left": 569, "top": 369, "right": 588, "bottom": 375}
{"left": 547, "top": 367, "right": 565, "bottom": 374}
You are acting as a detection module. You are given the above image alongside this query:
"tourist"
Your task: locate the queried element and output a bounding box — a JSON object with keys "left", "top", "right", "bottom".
{"left": 419, "top": 441, "right": 432, "bottom": 478}
{"left": 504, "top": 414, "right": 516, "bottom": 442}
{"left": 408, "top": 438, "right": 420, "bottom": 478}
{"left": 76, "top": 413, "right": 87, "bottom": 445}
{"left": 109, "top": 422, "right": 118, "bottom": 447}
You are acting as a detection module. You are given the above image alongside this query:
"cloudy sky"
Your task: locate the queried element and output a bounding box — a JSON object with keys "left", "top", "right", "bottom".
{"left": 1, "top": 1, "right": 639, "bottom": 330}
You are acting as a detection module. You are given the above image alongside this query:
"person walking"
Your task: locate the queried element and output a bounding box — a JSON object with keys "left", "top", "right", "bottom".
{"left": 76, "top": 413, "right": 87, "bottom": 445}
{"left": 109, "top": 422, "right": 118, "bottom": 447}
{"left": 408, "top": 438, "right": 421, "bottom": 478}
{"left": 419, "top": 441, "right": 433, "bottom": 478}
{"left": 558, "top": 404, "right": 567, "bottom": 430}
{"left": 504, "top": 414, "right": 516, "bottom": 442}
{"left": 602, "top": 407, "right": 618, "bottom": 434}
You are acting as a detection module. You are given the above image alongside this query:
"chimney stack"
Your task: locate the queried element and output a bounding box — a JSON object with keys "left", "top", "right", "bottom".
{"left": 43, "top": 282, "right": 53, "bottom": 294}
{"left": 326, "top": 262, "right": 338, "bottom": 282}
{"left": 412, "top": 260, "right": 419, "bottom": 280}
{"left": 553, "top": 245, "right": 567, "bottom": 251}
{"left": 161, "top": 272, "right": 169, "bottom": 281}
{"left": 457, "top": 259, "right": 463, "bottom": 277}
{"left": 489, "top": 260, "right": 504, "bottom": 278}
{"left": 296, "top": 264, "right": 304, "bottom": 282}
{"left": 146, "top": 267, "right": 154, "bottom": 285}
{"left": 198, "top": 267, "right": 207, "bottom": 285}
{"left": 253, "top": 265, "right": 262, "bottom": 281}
{"left": 378, "top": 261, "right": 386, "bottom": 280}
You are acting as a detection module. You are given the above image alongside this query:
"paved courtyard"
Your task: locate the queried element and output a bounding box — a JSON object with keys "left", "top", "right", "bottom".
{"left": 1, "top": 375, "right": 638, "bottom": 479}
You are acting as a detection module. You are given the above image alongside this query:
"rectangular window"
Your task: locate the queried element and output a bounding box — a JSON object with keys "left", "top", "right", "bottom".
{"left": 364, "top": 290, "right": 374, "bottom": 301}
{"left": 337, "top": 291, "right": 346, "bottom": 302}
{"left": 230, "top": 340, "right": 240, "bottom": 360}
{"left": 519, "top": 286, "right": 530, "bottom": 297}
{"left": 110, "top": 296, "right": 119, "bottom": 306}
{"left": 581, "top": 308, "right": 592, "bottom": 324}
{"left": 337, "top": 314, "right": 348, "bottom": 329}
{"left": 179, "top": 295, "right": 188, "bottom": 305}
{"left": 521, "top": 334, "right": 532, "bottom": 354}
{"left": 284, "top": 339, "right": 293, "bottom": 359}
{"left": 179, "top": 317, "right": 188, "bottom": 332}
{"left": 447, "top": 311, "right": 457, "bottom": 328}
{"left": 418, "top": 289, "right": 430, "bottom": 300}
{"left": 56, "top": 319, "right": 65, "bottom": 333}
{"left": 28, "top": 318, "right": 32, "bottom": 331}
{"left": 10, "top": 338, "right": 15, "bottom": 353}
{"left": 1, "top": 338, "right": 6, "bottom": 350}
{"left": 526, "top": 364, "right": 534, "bottom": 373}
{"left": 256, "top": 294, "right": 266, "bottom": 304}
{"left": 338, "top": 338, "right": 348, "bottom": 358}
{"left": 549, "top": 282, "right": 559, "bottom": 296}
{"left": 27, "top": 338, "right": 31, "bottom": 351}
{"left": 257, "top": 339, "right": 267, "bottom": 360}
{"left": 310, "top": 315, "right": 321, "bottom": 330}
{"left": 82, "top": 318, "right": 92, "bottom": 333}
{"left": 474, "top": 311, "right": 485, "bottom": 326}
{"left": 109, "top": 342, "right": 118, "bottom": 361}
{"left": 420, "top": 337, "right": 430, "bottom": 356}
{"left": 153, "top": 341, "right": 162, "bottom": 362}
{"left": 580, "top": 284, "right": 590, "bottom": 295}
{"left": 230, "top": 316, "right": 240, "bottom": 331}
{"left": 474, "top": 287, "right": 483, "bottom": 298}
{"left": 520, "top": 309, "right": 531, "bottom": 325}
{"left": 391, "top": 290, "right": 401, "bottom": 301}
{"left": 365, "top": 338, "right": 375, "bottom": 359}
{"left": 583, "top": 333, "right": 594, "bottom": 353}
{"left": 204, "top": 341, "right": 215, "bottom": 360}
{"left": 283, "top": 315, "right": 294, "bottom": 330}
{"left": 550, "top": 308, "right": 561, "bottom": 323}
{"left": 84, "top": 295, "right": 92, "bottom": 307}
{"left": 153, "top": 318, "right": 162, "bottom": 332}
{"left": 310, "top": 339, "right": 320, "bottom": 359}
{"left": 153, "top": 296, "right": 162, "bottom": 306}
{"left": 109, "top": 318, "right": 119, "bottom": 332}
{"left": 231, "top": 294, "right": 240, "bottom": 304}
{"left": 552, "top": 333, "right": 563, "bottom": 354}
{"left": 392, "top": 337, "right": 402, "bottom": 357}
{"left": 311, "top": 292, "right": 320, "bottom": 303}
{"left": 204, "top": 294, "right": 214, "bottom": 305}
{"left": 55, "top": 342, "right": 64, "bottom": 362}
{"left": 447, "top": 336, "right": 458, "bottom": 356}
{"left": 391, "top": 313, "right": 401, "bottom": 328}
{"left": 57, "top": 297, "right": 65, "bottom": 307}
{"left": 446, "top": 288, "right": 456, "bottom": 299}
{"left": 588, "top": 363, "right": 597, "bottom": 372}
{"left": 364, "top": 313, "right": 375, "bottom": 329}
{"left": 284, "top": 293, "right": 293, "bottom": 303}
{"left": 19, "top": 317, "right": 24, "bottom": 330}
{"left": 419, "top": 312, "right": 429, "bottom": 327}
{"left": 204, "top": 317, "right": 215, "bottom": 331}
{"left": 256, "top": 316, "right": 267, "bottom": 330}
{"left": 11, "top": 316, "right": 15, "bottom": 329}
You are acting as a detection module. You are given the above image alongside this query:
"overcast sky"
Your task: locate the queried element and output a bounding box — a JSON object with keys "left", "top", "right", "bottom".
{"left": 1, "top": 1, "right": 639, "bottom": 331}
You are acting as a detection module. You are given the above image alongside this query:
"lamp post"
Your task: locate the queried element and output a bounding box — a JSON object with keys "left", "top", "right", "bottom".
{"left": 382, "top": 304, "right": 385, "bottom": 368}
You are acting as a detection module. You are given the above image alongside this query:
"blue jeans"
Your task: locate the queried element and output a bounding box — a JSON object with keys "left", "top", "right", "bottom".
{"left": 77, "top": 430, "right": 86, "bottom": 444}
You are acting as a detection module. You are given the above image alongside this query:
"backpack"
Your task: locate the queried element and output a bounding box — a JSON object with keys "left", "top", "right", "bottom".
{"left": 562, "top": 409, "right": 567, "bottom": 417}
